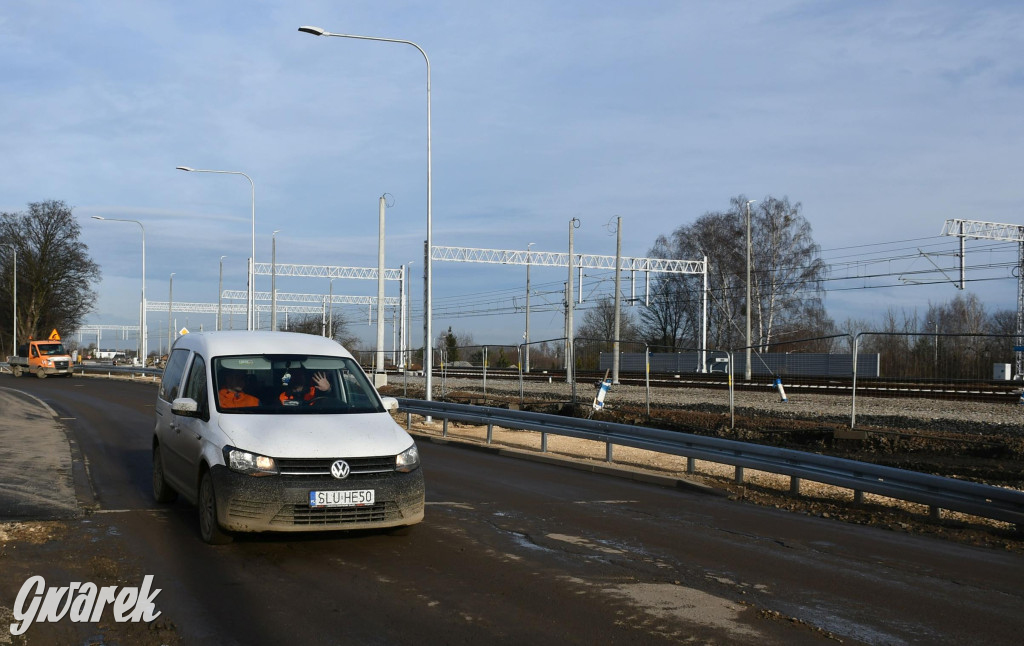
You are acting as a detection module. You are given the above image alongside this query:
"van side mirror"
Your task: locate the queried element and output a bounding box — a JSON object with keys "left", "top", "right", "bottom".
{"left": 171, "top": 397, "right": 200, "bottom": 417}
{"left": 380, "top": 396, "right": 399, "bottom": 412}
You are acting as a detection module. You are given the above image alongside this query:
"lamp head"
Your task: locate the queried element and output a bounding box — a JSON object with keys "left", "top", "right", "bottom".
{"left": 91, "top": 216, "right": 105, "bottom": 221}
{"left": 176, "top": 166, "right": 194, "bottom": 172}
{"left": 298, "top": 26, "right": 327, "bottom": 36}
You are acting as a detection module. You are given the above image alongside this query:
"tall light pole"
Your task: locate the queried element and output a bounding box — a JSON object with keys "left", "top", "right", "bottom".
{"left": 404, "top": 261, "right": 414, "bottom": 369}
{"left": 177, "top": 166, "right": 255, "bottom": 331}
{"left": 328, "top": 278, "right": 336, "bottom": 340}
{"left": 525, "top": 242, "right": 535, "bottom": 373}
{"left": 298, "top": 24, "right": 434, "bottom": 402}
{"left": 271, "top": 230, "right": 281, "bottom": 331}
{"left": 92, "top": 217, "right": 146, "bottom": 364}
{"left": 745, "top": 199, "right": 756, "bottom": 381}
{"left": 168, "top": 272, "right": 175, "bottom": 352}
{"left": 217, "top": 256, "right": 226, "bottom": 331}
{"left": 376, "top": 195, "right": 387, "bottom": 375}
{"left": 3, "top": 244, "right": 14, "bottom": 356}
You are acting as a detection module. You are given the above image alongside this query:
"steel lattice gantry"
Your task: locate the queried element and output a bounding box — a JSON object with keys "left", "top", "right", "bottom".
{"left": 432, "top": 245, "right": 706, "bottom": 304}
{"left": 941, "top": 218, "right": 1024, "bottom": 375}
{"left": 431, "top": 245, "right": 710, "bottom": 372}
{"left": 220, "top": 291, "right": 400, "bottom": 307}
{"left": 74, "top": 325, "right": 140, "bottom": 346}
{"left": 253, "top": 263, "right": 404, "bottom": 281}
{"left": 432, "top": 246, "right": 704, "bottom": 273}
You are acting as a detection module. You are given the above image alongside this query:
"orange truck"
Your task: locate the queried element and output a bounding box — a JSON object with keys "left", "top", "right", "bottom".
{"left": 8, "top": 331, "right": 74, "bottom": 378}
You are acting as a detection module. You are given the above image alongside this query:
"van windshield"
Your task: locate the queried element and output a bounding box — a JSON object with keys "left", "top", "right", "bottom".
{"left": 36, "top": 343, "right": 67, "bottom": 356}
{"left": 213, "top": 354, "right": 385, "bottom": 415}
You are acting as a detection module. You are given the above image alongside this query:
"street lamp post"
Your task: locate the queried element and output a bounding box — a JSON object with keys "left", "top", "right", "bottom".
{"left": 177, "top": 166, "right": 255, "bottom": 331}
{"left": 328, "top": 278, "right": 336, "bottom": 340}
{"left": 92, "top": 217, "right": 146, "bottom": 365}
{"left": 405, "top": 261, "right": 414, "bottom": 370}
{"left": 745, "top": 199, "right": 756, "bottom": 381}
{"left": 3, "top": 244, "right": 14, "bottom": 356}
{"left": 271, "top": 231, "right": 281, "bottom": 331}
{"left": 525, "top": 242, "right": 535, "bottom": 373}
{"left": 376, "top": 195, "right": 387, "bottom": 375}
{"left": 299, "top": 24, "right": 434, "bottom": 402}
{"left": 168, "top": 273, "right": 175, "bottom": 352}
{"left": 217, "top": 256, "right": 226, "bottom": 331}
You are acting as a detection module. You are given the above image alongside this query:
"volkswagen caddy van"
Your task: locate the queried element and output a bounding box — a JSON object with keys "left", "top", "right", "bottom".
{"left": 152, "top": 331, "right": 424, "bottom": 544}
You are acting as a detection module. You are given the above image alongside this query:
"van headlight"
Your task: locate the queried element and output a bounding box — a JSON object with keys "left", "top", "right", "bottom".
{"left": 224, "top": 446, "right": 279, "bottom": 476}
{"left": 395, "top": 445, "right": 420, "bottom": 473}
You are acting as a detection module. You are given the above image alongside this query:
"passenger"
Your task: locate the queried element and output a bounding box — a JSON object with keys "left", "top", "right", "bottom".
{"left": 279, "top": 367, "right": 331, "bottom": 405}
{"left": 218, "top": 370, "right": 260, "bottom": 409}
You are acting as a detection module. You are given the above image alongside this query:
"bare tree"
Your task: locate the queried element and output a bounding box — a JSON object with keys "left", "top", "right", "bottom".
{"left": 640, "top": 195, "right": 829, "bottom": 352}
{"left": 577, "top": 297, "right": 641, "bottom": 343}
{"left": 747, "top": 196, "right": 828, "bottom": 348}
{"left": 281, "top": 311, "right": 357, "bottom": 348}
{"left": 0, "top": 201, "right": 100, "bottom": 349}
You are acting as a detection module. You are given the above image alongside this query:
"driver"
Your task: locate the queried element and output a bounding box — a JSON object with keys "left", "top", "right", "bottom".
{"left": 219, "top": 370, "right": 259, "bottom": 409}
{"left": 279, "top": 367, "right": 331, "bottom": 405}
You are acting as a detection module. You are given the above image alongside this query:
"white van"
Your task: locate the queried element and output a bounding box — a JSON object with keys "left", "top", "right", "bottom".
{"left": 152, "top": 331, "right": 424, "bottom": 544}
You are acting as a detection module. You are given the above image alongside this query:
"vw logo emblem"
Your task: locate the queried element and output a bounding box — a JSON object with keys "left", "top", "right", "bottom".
{"left": 330, "top": 460, "right": 351, "bottom": 479}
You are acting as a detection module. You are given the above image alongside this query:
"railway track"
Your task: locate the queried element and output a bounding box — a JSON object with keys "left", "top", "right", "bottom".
{"left": 399, "top": 367, "right": 1023, "bottom": 403}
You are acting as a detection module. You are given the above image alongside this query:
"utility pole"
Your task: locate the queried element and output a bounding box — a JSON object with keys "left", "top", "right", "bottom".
{"left": 525, "top": 242, "right": 534, "bottom": 373}
{"left": 271, "top": 232, "right": 280, "bottom": 331}
{"left": 566, "top": 218, "right": 580, "bottom": 384}
{"left": 168, "top": 273, "right": 175, "bottom": 353}
{"left": 745, "top": 200, "right": 756, "bottom": 381}
{"left": 612, "top": 216, "right": 623, "bottom": 384}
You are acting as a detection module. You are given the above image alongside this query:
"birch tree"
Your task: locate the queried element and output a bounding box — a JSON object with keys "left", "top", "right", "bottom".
{"left": 640, "top": 195, "right": 829, "bottom": 351}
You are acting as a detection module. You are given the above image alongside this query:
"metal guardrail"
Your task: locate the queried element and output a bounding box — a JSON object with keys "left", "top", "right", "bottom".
{"left": 396, "top": 398, "right": 1024, "bottom": 526}
{"left": 0, "top": 363, "right": 162, "bottom": 379}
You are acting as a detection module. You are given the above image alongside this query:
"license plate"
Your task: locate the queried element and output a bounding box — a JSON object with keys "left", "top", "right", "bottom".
{"left": 309, "top": 490, "right": 375, "bottom": 508}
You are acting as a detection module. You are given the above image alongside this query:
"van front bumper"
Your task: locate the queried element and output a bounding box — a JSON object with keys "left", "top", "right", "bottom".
{"left": 209, "top": 464, "right": 425, "bottom": 534}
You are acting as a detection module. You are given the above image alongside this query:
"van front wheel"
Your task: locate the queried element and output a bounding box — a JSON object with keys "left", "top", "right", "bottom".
{"left": 198, "top": 471, "right": 232, "bottom": 545}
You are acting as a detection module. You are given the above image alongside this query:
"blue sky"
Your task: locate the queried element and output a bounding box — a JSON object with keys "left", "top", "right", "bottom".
{"left": 2, "top": 1, "right": 1022, "bottom": 351}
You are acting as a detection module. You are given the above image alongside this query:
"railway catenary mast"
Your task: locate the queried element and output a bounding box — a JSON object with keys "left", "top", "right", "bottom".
{"left": 941, "top": 218, "right": 1024, "bottom": 376}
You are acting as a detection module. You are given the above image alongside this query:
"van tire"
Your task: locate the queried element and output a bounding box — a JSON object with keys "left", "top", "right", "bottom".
{"left": 11, "top": 365, "right": 21, "bottom": 378}
{"left": 35, "top": 367, "right": 46, "bottom": 379}
{"left": 199, "top": 470, "right": 233, "bottom": 545}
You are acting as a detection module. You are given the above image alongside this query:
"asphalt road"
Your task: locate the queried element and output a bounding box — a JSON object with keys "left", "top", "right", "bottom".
{"left": 2, "top": 375, "right": 1024, "bottom": 645}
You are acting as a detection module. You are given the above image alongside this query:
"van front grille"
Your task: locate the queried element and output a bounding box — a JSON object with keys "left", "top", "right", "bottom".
{"left": 275, "top": 456, "right": 396, "bottom": 477}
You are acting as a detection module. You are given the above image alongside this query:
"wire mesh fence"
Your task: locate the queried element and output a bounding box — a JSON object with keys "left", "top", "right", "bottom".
{"left": 361, "top": 332, "right": 1022, "bottom": 429}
